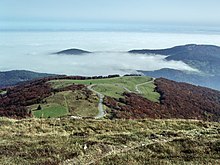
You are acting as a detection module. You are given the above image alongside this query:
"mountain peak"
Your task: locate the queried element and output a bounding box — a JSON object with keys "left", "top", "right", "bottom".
{"left": 55, "top": 48, "right": 91, "bottom": 55}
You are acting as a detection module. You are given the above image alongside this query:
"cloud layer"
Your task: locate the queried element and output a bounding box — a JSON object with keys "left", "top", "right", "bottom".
{"left": 0, "top": 31, "right": 219, "bottom": 75}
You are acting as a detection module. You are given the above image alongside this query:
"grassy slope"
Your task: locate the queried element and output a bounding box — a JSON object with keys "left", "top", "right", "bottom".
{"left": 30, "top": 91, "right": 99, "bottom": 118}
{"left": 138, "top": 83, "right": 160, "bottom": 102}
{"left": 49, "top": 76, "right": 160, "bottom": 101}
{"left": 0, "top": 118, "right": 219, "bottom": 165}
{"left": 33, "top": 105, "right": 68, "bottom": 118}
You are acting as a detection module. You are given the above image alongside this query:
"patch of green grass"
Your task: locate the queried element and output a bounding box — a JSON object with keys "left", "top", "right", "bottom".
{"left": 49, "top": 76, "right": 160, "bottom": 102}
{"left": 93, "top": 84, "right": 125, "bottom": 99}
{"left": 49, "top": 76, "right": 152, "bottom": 91}
{"left": 0, "top": 118, "right": 219, "bottom": 165}
{"left": 138, "top": 83, "right": 160, "bottom": 102}
{"left": 65, "top": 90, "right": 99, "bottom": 117}
{"left": 30, "top": 90, "right": 99, "bottom": 118}
{"left": 33, "top": 104, "right": 68, "bottom": 118}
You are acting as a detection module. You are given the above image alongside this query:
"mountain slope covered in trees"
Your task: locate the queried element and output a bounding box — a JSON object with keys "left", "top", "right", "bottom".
{"left": 0, "top": 70, "right": 55, "bottom": 88}
{"left": 129, "top": 44, "right": 220, "bottom": 90}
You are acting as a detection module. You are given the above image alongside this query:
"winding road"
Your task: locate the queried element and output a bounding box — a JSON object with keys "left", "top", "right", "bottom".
{"left": 87, "top": 85, "right": 105, "bottom": 119}
{"left": 87, "top": 78, "right": 156, "bottom": 119}
{"left": 135, "top": 78, "right": 155, "bottom": 94}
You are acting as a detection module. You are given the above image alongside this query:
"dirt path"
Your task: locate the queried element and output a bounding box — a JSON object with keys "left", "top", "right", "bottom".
{"left": 63, "top": 94, "right": 69, "bottom": 112}
{"left": 87, "top": 85, "right": 105, "bottom": 119}
{"left": 135, "top": 78, "right": 155, "bottom": 94}
{"left": 86, "top": 78, "right": 155, "bottom": 119}
{"left": 63, "top": 137, "right": 179, "bottom": 165}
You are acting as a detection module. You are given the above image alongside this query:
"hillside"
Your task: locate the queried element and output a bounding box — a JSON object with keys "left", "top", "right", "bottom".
{"left": 54, "top": 48, "right": 91, "bottom": 55}
{"left": 0, "top": 70, "right": 55, "bottom": 88}
{"left": 129, "top": 44, "right": 220, "bottom": 90}
{"left": 0, "top": 75, "right": 159, "bottom": 119}
{"left": 129, "top": 44, "right": 220, "bottom": 75}
{"left": 1, "top": 75, "right": 220, "bottom": 122}
{"left": 0, "top": 118, "right": 219, "bottom": 165}
{"left": 104, "top": 78, "right": 220, "bottom": 122}
{"left": 1, "top": 75, "right": 220, "bottom": 164}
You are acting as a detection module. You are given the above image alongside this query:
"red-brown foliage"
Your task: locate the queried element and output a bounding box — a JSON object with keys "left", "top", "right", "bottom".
{"left": 155, "top": 78, "right": 220, "bottom": 122}
{"left": 104, "top": 78, "right": 220, "bottom": 122}
{"left": 0, "top": 75, "right": 119, "bottom": 118}
{"left": 0, "top": 77, "right": 85, "bottom": 118}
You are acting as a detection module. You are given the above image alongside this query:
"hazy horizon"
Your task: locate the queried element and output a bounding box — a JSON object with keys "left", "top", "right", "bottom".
{"left": 1, "top": 0, "right": 220, "bottom": 76}
{"left": 1, "top": 0, "right": 220, "bottom": 26}
{"left": 1, "top": 31, "right": 219, "bottom": 76}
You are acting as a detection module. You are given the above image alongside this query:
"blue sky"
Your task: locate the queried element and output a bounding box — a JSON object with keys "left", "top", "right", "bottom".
{"left": 0, "top": 0, "right": 220, "bottom": 27}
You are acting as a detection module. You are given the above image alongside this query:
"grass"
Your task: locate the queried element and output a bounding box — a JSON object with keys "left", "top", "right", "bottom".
{"left": 30, "top": 90, "right": 99, "bottom": 118}
{"left": 93, "top": 84, "right": 125, "bottom": 99}
{"left": 49, "top": 76, "right": 152, "bottom": 91}
{"left": 64, "top": 90, "right": 99, "bottom": 117}
{"left": 49, "top": 76, "right": 160, "bottom": 102}
{"left": 33, "top": 104, "right": 68, "bottom": 118}
{"left": 0, "top": 118, "right": 219, "bottom": 165}
{"left": 138, "top": 82, "right": 160, "bottom": 102}
{"left": 0, "top": 90, "right": 7, "bottom": 95}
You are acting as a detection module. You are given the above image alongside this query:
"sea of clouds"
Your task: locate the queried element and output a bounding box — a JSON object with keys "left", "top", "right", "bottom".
{"left": 0, "top": 31, "right": 220, "bottom": 76}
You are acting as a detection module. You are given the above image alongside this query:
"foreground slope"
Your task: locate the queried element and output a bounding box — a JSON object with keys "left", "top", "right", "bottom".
{"left": 0, "top": 118, "right": 219, "bottom": 165}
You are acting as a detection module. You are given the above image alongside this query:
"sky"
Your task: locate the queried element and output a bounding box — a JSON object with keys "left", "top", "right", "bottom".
{"left": 0, "top": 0, "right": 220, "bottom": 27}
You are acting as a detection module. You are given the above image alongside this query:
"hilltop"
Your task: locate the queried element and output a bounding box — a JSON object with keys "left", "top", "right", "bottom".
{"left": 54, "top": 48, "right": 91, "bottom": 55}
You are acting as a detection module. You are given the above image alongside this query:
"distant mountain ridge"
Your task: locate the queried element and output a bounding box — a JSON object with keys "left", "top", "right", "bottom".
{"left": 129, "top": 44, "right": 220, "bottom": 75}
{"left": 130, "top": 44, "right": 220, "bottom": 90}
{"left": 55, "top": 48, "right": 91, "bottom": 55}
{"left": 0, "top": 70, "right": 55, "bottom": 88}
{"left": 129, "top": 44, "right": 220, "bottom": 58}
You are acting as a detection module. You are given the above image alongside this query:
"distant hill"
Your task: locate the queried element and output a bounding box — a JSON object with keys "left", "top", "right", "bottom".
{"left": 0, "top": 70, "right": 55, "bottom": 88}
{"left": 129, "top": 44, "right": 220, "bottom": 89}
{"left": 129, "top": 44, "right": 220, "bottom": 75}
{"left": 55, "top": 48, "right": 91, "bottom": 55}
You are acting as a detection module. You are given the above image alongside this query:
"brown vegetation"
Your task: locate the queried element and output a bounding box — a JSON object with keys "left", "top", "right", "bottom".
{"left": 104, "top": 78, "right": 220, "bottom": 122}
{"left": 0, "top": 75, "right": 120, "bottom": 118}
{"left": 0, "top": 78, "right": 83, "bottom": 118}
{"left": 1, "top": 76, "right": 220, "bottom": 122}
